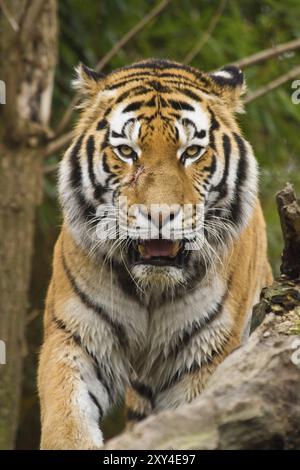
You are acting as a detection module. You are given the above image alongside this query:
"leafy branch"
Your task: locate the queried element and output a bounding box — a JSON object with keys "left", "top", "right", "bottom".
{"left": 183, "top": 0, "right": 227, "bottom": 64}
{"left": 245, "top": 64, "right": 300, "bottom": 104}
{"left": 232, "top": 38, "right": 300, "bottom": 69}
{"left": 55, "top": 0, "right": 172, "bottom": 136}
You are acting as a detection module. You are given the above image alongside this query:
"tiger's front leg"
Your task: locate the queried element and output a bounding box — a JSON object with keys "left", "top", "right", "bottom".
{"left": 38, "top": 318, "right": 124, "bottom": 450}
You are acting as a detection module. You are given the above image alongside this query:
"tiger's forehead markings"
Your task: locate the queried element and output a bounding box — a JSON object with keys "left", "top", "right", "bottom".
{"left": 176, "top": 104, "right": 210, "bottom": 148}
{"left": 107, "top": 89, "right": 211, "bottom": 150}
{"left": 107, "top": 61, "right": 208, "bottom": 86}
{"left": 106, "top": 65, "right": 211, "bottom": 95}
{"left": 108, "top": 77, "right": 208, "bottom": 97}
{"left": 104, "top": 64, "right": 215, "bottom": 147}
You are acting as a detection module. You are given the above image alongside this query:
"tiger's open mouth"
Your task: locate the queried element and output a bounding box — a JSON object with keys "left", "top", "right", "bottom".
{"left": 128, "top": 239, "right": 186, "bottom": 267}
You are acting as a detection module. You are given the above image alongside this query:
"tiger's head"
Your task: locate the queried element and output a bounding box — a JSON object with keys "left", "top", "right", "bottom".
{"left": 59, "top": 59, "right": 257, "bottom": 292}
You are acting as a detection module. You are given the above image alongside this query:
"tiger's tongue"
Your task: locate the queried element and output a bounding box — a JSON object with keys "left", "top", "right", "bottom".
{"left": 140, "top": 240, "right": 177, "bottom": 259}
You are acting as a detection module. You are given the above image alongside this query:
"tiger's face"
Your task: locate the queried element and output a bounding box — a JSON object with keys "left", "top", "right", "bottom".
{"left": 59, "top": 59, "right": 257, "bottom": 291}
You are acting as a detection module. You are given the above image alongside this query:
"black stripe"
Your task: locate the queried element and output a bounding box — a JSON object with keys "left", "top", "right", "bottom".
{"left": 114, "top": 86, "right": 153, "bottom": 103}
{"left": 108, "top": 76, "right": 149, "bottom": 90}
{"left": 123, "top": 60, "right": 195, "bottom": 72}
{"left": 207, "top": 107, "right": 220, "bottom": 150}
{"left": 76, "top": 194, "right": 97, "bottom": 222}
{"left": 86, "top": 135, "right": 96, "bottom": 186}
{"left": 112, "top": 259, "right": 142, "bottom": 303}
{"left": 147, "top": 80, "right": 170, "bottom": 93}
{"left": 61, "top": 249, "right": 129, "bottom": 351}
{"left": 107, "top": 75, "right": 206, "bottom": 94}
{"left": 70, "top": 135, "right": 84, "bottom": 188}
{"left": 121, "top": 117, "right": 135, "bottom": 136}
{"left": 69, "top": 134, "right": 97, "bottom": 222}
{"left": 123, "top": 101, "right": 143, "bottom": 113}
{"left": 159, "top": 277, "right": 233, "bottom": 394}
{"left": 127, "top": 408, "right": 146, "bottom": 422}
{"left": 113, "top": 70, "right": 156, "bottom": 79}
{"left": 156, "top": 78, "right": 208, "bottom": 95}
{"left": 159, "top": 360, "right": 202, "bottom": 393}
{"left": 168, "top": 99, "right": 195, "bottom": 111}
{"left": 159, "top": 345, "right": 226, "bottom": 394}
{"left": 81, "top": 65, "right": 104, "bottom": 81}
{"left": 100, "top": 127, "right": 110, "bottom": 151}
{"left": 144, "top": 96, "right": 157, "bottom": 107}
{"left": 210, "top": 154, "right": 217, "bottom": 175}
{"left": 102, "top": 152, "right": 115, "bottom": 177}
{"left": 93, "top": 359, "right": 115, "bottom": 405}
{"left": 111, "top": 130, "right": 124, "bottom": 138}
{"left": 53, "top": 315, "right": 82, "bottom": 347}
{"left": 228, "top": 133, "right": 248, "bottom": 225}
{"left": 169, "top": 297, "right": 226, "bottom": 358}
{"left": 181, "top": 120, "right": 206, "bottom": 140}
{"left": 97, "top": 119, "right": 107, "bottom": 130}
{"left": 86, "top": 135, "right": 107, "bottom": 202}
{"left": 115, "top": 89, "right": 132, "bottom": 103}
{"left": 131, "top": 86, "right": 157, "bottom": 96}
{"left": 53, "top": 314, "right": 115, "bottom": 406}
{"left": 195, "top": 129, "right": 206, "bottom": 139}
{"left": 131, "top": 380, "right": 155, "bottom": 408}
{"left": 88, "top": 391, "right": 103, "bottom": 420}
{"left": 201, "top": 153, "right": 217, "bottom": 176}
{"left": 180, "top": 87, "right": 202, "bottom": 102}
{"left": 111, "top": 65, "right": 206, "bottom": 93}
{"left": 122, "top": 60, "right": 207, "bottom": 83}
{"left": 169, "top": 112, "right": 181, "bottom": 120}
{"left": 103, "top": 106, "right": 112, "bottom": 117}
{"left": 213, "top": 133, "right": 231, "bottom": 201}
{"left": 152, "top": 71, "right": 208, "bottom": 85}
{"left": 181, "top": 117, "right": 196, "bottom": 131}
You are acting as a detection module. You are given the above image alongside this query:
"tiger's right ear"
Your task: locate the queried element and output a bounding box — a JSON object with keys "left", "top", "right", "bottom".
{"left": 209, "top": 65, "right": 245, "bottom": 112}
{"left": 72, "top": 63, "right": 105, "bottom": 97}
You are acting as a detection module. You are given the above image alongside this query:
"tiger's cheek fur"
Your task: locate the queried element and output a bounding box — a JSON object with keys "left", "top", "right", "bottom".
{"left": 38, "top": 59, "right": 272, "bottom": 449}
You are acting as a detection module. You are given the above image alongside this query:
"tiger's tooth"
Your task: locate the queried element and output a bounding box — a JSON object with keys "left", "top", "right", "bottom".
{"left": 170, "top": 241, "right": 181, "bottom": 257}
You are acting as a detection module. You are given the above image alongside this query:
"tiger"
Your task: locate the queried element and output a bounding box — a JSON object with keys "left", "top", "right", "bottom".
{"left": 38, "top": 58, "right": 272, "bottom": 449}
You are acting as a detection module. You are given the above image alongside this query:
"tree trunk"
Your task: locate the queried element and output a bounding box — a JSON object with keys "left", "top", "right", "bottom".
{"left": 0, "top": 0, "right": 57, "bottom": 449}
{"left": 104, "top": 184, "right": 300, "bottom": 450}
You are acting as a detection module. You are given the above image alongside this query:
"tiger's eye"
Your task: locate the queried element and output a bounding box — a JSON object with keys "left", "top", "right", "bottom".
{"left": 186, "top": 145, "right": 201, "bottom": 157}
{"left": 119, "top": 145, "right": 134, "bottom": 156}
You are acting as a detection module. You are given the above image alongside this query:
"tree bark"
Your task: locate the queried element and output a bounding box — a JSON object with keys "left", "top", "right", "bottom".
{"left": 104, "top": 184, "right": 300, "bottom": 450}
{"left": 0, "top": 0, "right": 57, "bottom": 449}
{"left": 276, "top": 183, "right": 300, "bottom": 279}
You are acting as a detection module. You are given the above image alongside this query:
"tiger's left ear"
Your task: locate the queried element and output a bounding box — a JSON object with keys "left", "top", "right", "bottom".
{"left": 209, "top": 65, "right": 245, "bottom": 113}
{"left": 72, "top": 63, "right": 105, "bottom": 97}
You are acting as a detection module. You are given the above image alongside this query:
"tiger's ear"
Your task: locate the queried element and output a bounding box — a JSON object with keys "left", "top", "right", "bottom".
{"left": 209, "top": 65, "right": 245, "bottom": 113}
{"left": 72, "top": 63, "right": 105, "bottom": 97}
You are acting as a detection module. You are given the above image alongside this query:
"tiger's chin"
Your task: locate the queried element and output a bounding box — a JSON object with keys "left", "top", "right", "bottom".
{"left": 131, "top": 264, "right": 186, "bottom": 292}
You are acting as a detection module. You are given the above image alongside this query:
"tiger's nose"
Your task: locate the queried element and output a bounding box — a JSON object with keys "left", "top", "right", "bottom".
{"left": 140, "top": 205, "right": 181, "bottom": 229}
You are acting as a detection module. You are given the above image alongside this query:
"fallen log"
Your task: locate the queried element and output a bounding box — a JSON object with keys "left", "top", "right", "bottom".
{"left": 104, "top": 183, "right": 300, "bottom": 450}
